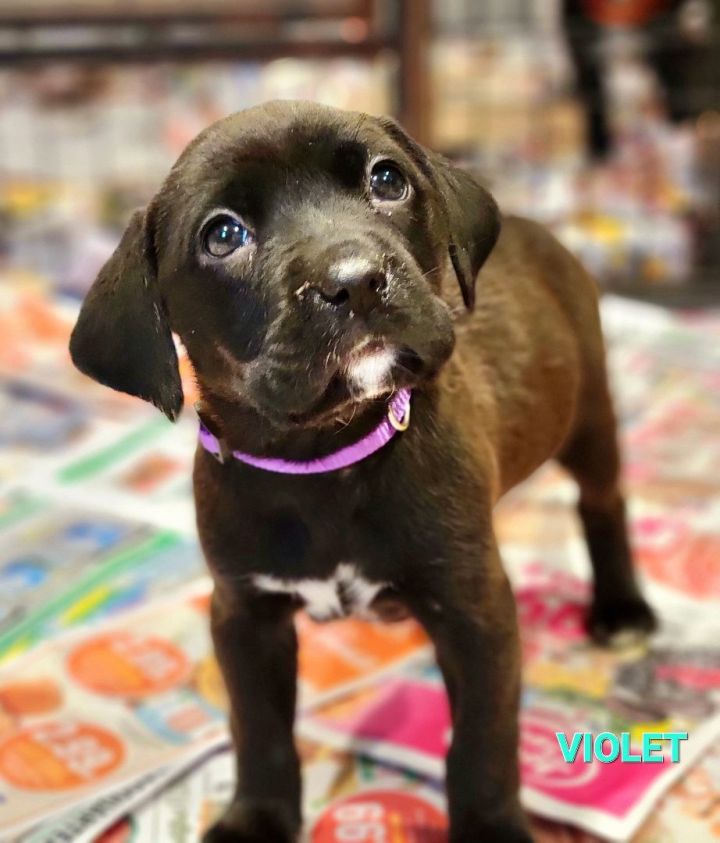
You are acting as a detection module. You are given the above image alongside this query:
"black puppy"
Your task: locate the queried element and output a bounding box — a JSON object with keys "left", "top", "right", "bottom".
{"left": 70, "top": 101, "right": 655, "bottom": 843}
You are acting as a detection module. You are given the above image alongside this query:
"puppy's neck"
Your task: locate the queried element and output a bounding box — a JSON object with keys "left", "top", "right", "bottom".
{"left": 196, "top": 392, "right": 391, "bottom": 464}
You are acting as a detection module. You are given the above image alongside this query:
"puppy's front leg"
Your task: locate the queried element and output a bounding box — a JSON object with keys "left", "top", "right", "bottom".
{"left": 411, "top": 542, "right": 533, "bottom": 843}
{"left": 204, "top": 586, "right": 301, "bottom": 843}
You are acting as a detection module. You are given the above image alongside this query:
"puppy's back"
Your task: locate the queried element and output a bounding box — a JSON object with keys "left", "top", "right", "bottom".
{"left": 454, "top": 216, "right": 605, "bottom": 491}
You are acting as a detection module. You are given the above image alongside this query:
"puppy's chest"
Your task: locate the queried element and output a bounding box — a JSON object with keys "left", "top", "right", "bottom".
{"left": 252, "top": 563, "right": 387, "bottom": 622}
{"left": 243, "top": 485, "right": 413, "bottom": 621}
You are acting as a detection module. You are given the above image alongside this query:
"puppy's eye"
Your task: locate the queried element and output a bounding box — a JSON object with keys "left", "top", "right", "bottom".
{"left": 203, "top": 215, "right": 253, "bottom": 257}
{"left": 369, "top": 161, "right": 408, "bottom": 202}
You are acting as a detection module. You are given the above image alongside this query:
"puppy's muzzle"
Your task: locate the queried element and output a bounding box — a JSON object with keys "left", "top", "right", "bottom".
{"left": 307, "top": 256, "right": 388, "bottom": 317}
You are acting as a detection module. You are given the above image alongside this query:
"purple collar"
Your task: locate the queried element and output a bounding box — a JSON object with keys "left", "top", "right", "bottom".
{"left": 198, "top": 388, "right": 412, "bottom": 475}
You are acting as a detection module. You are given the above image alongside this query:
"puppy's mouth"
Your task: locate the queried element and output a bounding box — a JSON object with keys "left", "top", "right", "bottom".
{"left": 287, "top": 341, "right": 424, "bottom": 427}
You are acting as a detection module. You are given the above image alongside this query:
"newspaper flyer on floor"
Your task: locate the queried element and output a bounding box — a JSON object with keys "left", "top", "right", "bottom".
{"left": 0, "top": 581, "right": 430, "bottom": 840}
{"left": 299, "top": 567, "right": 720, "bottom": 841}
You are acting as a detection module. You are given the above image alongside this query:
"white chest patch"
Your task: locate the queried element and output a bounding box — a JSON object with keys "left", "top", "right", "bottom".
{"left": 346, "top": 349, "right": 397, "bottom": 398}
{"left": 252, "top": 563, "right": 387, "bottom": 622}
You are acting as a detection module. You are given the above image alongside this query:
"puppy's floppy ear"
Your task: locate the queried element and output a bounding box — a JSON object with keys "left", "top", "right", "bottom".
{"left": 373, "top": 115, "right": 500, "bottom": 311}
{"left": 430, "top": 153, "right": 501, "bottom": 311}
{"left": 69, "top": 207, "right": 183, "bottom": 421}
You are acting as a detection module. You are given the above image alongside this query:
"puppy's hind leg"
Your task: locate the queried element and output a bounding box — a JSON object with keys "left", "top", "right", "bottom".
{"left": 558, "top": 377, "right": 656, "bottom": 645}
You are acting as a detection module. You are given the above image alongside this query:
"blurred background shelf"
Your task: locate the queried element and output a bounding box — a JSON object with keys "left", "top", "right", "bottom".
{"left": 0, "top": 0, "right": 717, "bottom": 303}
{"left": 0, "top": 3, "right": 398, "bottom": 65}
{"left": 607, "top": 277, "right": 720, "bottom": 307}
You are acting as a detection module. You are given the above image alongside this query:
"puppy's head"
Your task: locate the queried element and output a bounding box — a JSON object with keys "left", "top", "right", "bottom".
{"left": 70, "top": 101, "right": 500, "bottom": 428}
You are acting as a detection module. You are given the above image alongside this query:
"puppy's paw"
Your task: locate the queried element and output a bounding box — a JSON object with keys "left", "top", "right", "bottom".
{"left": 450, "top": 811, "right": 534, "bottom": 843}
{"left": 587, "top": 595, "right": 657, "bottom": 647}
{"left": 450, "top": 824, "right": 534, "bottom": 843}
{"left": 202, "top": 802, "right": 298, "bottom": 843}
{"left": 202, "top": 822, "right": 294, "bottom": 843}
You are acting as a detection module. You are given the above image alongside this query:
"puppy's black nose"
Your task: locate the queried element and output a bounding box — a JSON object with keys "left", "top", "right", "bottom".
{"left": 313, "top": 258, "right": 387, "bottom": 315}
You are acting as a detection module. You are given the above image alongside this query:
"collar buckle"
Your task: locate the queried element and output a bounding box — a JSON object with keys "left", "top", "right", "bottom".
{"left": 388, "top": 399, "right": 411, "bottom": 432}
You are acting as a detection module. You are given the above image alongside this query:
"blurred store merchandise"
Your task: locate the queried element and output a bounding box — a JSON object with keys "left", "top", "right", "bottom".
{"left": 431, "top": 1, "right": 719, "bottom": 296}
{"left": 0, "top": 1, "right": 717, "bottom": 298}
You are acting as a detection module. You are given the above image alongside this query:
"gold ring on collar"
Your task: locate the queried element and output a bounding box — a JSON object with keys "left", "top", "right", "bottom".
{"left": 388, "top": 403, "right": 411, "bottom": 432}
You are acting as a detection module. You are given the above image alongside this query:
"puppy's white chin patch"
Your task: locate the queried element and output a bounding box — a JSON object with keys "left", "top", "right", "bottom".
{"left": 346, "top": 348, "right": 396, "bottom": 398}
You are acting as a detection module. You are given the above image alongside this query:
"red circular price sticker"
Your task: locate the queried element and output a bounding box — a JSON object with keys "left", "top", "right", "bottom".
{"left": 311, "top": 790, "right": 447, "bottom": 842}
{"left": 0, "top": 721, "right": 124, "bottom": 790}
{"left": 68, "top": 632, "right": 189, "bottom": 698}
